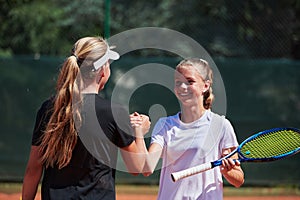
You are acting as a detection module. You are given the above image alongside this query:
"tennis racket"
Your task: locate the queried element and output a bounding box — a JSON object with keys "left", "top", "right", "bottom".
{"left": 171, "top": 127, "right": 300, "bottom": 182}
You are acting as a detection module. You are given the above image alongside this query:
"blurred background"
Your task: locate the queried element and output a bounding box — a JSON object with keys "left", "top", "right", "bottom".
{"left": 0, "top": 0, "right": 299, "bottom": 186}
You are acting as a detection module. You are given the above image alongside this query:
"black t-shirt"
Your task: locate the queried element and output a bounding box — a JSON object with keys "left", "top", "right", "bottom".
{"left": 31, "top": 94, "right": 135, "bottom": 200}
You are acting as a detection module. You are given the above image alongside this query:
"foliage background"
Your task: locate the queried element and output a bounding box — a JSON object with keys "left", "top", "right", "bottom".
{"left": 1, "top": 0, "right": 299, "bottom": 58}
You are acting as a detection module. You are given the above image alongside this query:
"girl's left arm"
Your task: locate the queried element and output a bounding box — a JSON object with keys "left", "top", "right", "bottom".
{"left": 220, "top": 147, "right": 244, "bottom": 188}
{"left": 22, "top": 145, "right": 43, "bottom": 200}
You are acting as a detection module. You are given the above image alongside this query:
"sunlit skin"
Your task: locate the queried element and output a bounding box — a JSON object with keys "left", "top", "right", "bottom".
{"left": 174, "top": 66, "right": 210, "bottom": 123}
{"left": 175, "top": 67, "right": 208, "bottom": 104}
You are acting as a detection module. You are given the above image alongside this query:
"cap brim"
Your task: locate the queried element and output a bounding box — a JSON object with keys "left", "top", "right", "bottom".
{"left": 108, "top": 49, "right": 120, "bottom": 61}
{"left": 93, "top": 48, "right": 120, "bottom": 70}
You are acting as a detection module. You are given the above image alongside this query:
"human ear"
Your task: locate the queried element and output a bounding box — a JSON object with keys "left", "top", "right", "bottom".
{"left": 202, "top": 80, "right": 211, "bottom": 93}
{"left": 96, "top": 68, "right": 105, "bottom": 83}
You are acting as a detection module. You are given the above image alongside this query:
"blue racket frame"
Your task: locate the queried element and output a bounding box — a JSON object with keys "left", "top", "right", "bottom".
{"left": 211, "top": 127, "right": 300, "bottom": 168}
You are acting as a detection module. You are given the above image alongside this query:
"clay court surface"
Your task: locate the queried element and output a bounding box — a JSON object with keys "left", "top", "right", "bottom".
{"left": 0, "top": 193, "right": 299, "bottom": 200}
{"left": 0, "top": 185, "right": 299, "bottom": 200}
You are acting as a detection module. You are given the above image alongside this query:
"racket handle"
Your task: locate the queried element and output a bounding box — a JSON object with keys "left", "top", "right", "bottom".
{"left": 171, "top": 162, "right": 212, "bottom": 182}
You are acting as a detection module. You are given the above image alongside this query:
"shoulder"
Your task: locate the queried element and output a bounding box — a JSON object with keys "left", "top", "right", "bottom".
{"left": 152, "top": 113, "right": 179, "bottom": 136}
{"left": 40, "top": 97, "right": 54, "bottom": 111}
{"left": 208, "top": 111, "right": 232, "bottom": 126}
{"left": 155, "top": 113, "right": 179, "bottom": 127}
{"left": 94, "top": 95, "right": 127, "bottom": 112}
{"left": 92, "top": 96, "right": 130, "bottom": 127}
{"left": 208, "top": 110, "right": 224, "bottom": 120}
{"left": 209, "top": 112, "right": 238, "bottom": 147}
{"left": 32, "top": 97, "right": 54, "bottom": 145}
{"left": 36, "top": 97, "right": 54, "bottom": 120}
{"left": 208, "top": 111, "right": 236, "bottom": 138}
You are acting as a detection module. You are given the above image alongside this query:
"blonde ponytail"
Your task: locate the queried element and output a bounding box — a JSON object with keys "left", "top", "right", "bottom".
{"left": 39, "top": 37, "right": 110, "bottom": 169}
{"left": 40, "top": 56, "right": 81, "bottom": 169}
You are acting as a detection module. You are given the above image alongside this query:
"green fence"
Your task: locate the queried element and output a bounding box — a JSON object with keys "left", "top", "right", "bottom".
{"left": 0, "top": 56, "right": 299, "bottom": 185}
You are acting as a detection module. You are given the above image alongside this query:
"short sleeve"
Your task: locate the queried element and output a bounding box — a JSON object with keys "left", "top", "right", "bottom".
{"left": 31, "top": 99, "right": 53, "bottom": 146}
{"left": 150, "top": 117, "right": 167, "bottom": 148}
{"left": 93, "top": 95, "right": 135, "bottom": 148}
{"left": 219, "top": 119, "right": 239, "bottom": 150}
{"left": 112, "top": 105, "right": 136, "bottom": 148}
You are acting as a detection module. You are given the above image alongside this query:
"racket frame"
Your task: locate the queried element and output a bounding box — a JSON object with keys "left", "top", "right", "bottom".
{"left": 236, "top": 127, "right": 300, "bottom": 163}
{"left": 171, "top": 127, "right": 300, "bottom": 182}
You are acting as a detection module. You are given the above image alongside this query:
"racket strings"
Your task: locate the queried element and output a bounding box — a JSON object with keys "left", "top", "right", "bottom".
{"left": 240, "top": 130, "right": 300, "bottom": 159}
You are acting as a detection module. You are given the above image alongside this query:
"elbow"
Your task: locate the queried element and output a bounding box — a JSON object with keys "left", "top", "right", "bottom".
{"left": 129, "top": 172, "right": 140, "bottom": 176}
{"left": 142, "top": 171, "right": 153, "bottom": 177}
{"left": 142, "top": 163, "right": 156, "bottom": 177}
{"left": 127, "top": 167, "right": 154, "bottom": 177}
{"left": 126, "top": 165, "right": 144, "bottom": 175}
{"left": 128, "top": 168, "right": 153, "bottom": 177}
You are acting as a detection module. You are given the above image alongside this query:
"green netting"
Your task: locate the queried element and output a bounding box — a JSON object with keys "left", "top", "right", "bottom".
{"left": 0, "top": 56, "right": 299, "bottom": 185}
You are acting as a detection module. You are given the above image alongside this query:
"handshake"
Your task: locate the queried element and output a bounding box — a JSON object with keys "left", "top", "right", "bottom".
{"left": 130, "top": 112, "right": 151, "bottom": 137}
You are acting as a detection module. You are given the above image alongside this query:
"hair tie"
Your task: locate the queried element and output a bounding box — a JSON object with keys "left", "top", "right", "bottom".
{"left": 70, "top": 53, "right": 83, "bottom": 67}
{"left": 71, "top": 53, "right": 78, "bottom": 61}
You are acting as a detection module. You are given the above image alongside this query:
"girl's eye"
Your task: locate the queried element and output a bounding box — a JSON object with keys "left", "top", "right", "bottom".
{"left": 175, "top": 80, "right": 195, "bottom": 86}
{"left": 175, "top": 81, "right": 183, "bottom": 86}
{"left": 188, "top": 80, "right": 195, "bottom": 84}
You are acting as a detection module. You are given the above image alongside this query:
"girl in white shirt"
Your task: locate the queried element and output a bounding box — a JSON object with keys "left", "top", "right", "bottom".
{"left": 134, "top": 58, "right": 244, "bottom": 200}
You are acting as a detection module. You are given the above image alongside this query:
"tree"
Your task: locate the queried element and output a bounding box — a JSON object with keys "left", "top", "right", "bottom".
{"left": 1, "top": 0, "right": 104, "bottom": 56}
{"left": 0, "top": 0, "right": 298, "bottom": 58}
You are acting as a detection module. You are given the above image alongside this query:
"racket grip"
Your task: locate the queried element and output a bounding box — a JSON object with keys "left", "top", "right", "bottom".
{"left": 171, "top": 162, "right": 212, "bottom": 182}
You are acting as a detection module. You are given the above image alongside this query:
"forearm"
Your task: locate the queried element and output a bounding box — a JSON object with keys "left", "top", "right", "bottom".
{"left": 132, "top": 135, "right": 148, "bottom": 174}
{"left": 22, "top": 167, "right": 43, "bottom": 200}
{"left": 134, "top": 134, "right": 160, "bottom": 176}
{"left": 142, "top": 143, "right": 162, "bottom": 176}
{"left": 134, "top": 128, "right": 148, "bottom": 154}
{"left": 221, "top": 148, "right": 244, "bottom": 187}
{"left": 22, "top": 146, "right": 43, "bottom": 200}
{"left": 121, "top": 127, "right": 148, "bottom": 174}
{"left": 222, "top": 167, "right": 244, "bottom": 188}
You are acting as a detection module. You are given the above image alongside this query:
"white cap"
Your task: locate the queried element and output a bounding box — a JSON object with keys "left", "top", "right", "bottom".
{"left": 93, "top": 45, "right": 120, "bottom": 70}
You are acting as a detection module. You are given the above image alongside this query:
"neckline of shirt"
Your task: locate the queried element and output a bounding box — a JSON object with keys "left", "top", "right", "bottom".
{"left": 177, "top": 110, "right": 211, "bottom": 128}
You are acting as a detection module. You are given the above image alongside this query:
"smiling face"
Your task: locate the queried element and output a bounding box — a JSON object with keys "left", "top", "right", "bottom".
{"left": 174, "top": 65, "right": 210, "bottom": 107}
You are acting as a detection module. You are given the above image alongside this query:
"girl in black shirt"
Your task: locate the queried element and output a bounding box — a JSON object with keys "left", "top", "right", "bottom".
{"left": 22, "top": 37, "right": 150, "bottom": 200}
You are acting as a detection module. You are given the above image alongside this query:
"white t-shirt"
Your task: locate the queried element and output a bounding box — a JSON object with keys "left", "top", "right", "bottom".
{"left": 151, "top": 110, "right": 238, "bottom": 200}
